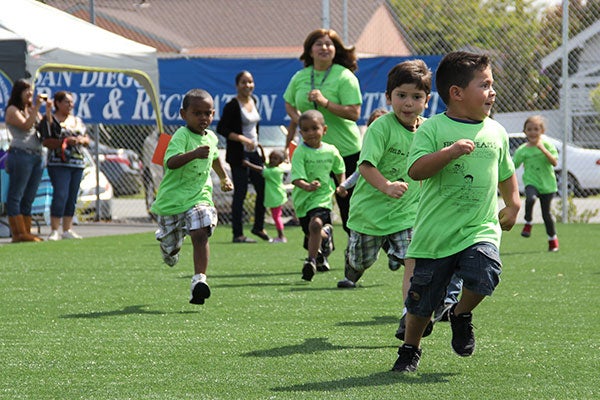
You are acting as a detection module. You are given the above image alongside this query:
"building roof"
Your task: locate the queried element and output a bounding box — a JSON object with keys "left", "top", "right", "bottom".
{"left": 46, "top": 0, "right": 411, "bottom": 57}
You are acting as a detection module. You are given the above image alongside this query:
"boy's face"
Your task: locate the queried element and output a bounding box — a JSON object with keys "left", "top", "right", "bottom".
{"left": 455, "top": 66, "right": 495, "bottom": 121}
{"left": 269, "top": 152, "right": 284, "bottom": 166}
{"left": 180, "top": 98, "right": 215, "bottom": 135}
{"left": 387, "top": 83, "right": 430, "bottom": 128}
{"left": 299, "top": 117, "right": 326, "bottom": 148}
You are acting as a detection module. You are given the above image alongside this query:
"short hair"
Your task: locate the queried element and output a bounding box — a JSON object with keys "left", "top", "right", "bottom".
{"left": 300, "top": 29, "right": 358, "bottom": 72}
{"left": 7, "top": 79, "right": 31, "bottom": 111}
{"left": 181, "top": 89, "right": 213, "bottom": 110}
{"left": 367, "top": 108, "right": 388, "bottom": 126}
{"left": 523, "top": 115, "right": 546, "bottom": 132}
{"left": 269, "top": 149, "right": 286, "bottom": 160}
{"left": 298, "top": 109, "right": 325, "bottom": 127}
{"left": 386, "top": 59, "right": 432, "bottom": 97}
{"left": 235, "top": 70, "right": 252, "bottom": 85}
{"left": 436, "top": 51, "right": 492, "bottom": 105}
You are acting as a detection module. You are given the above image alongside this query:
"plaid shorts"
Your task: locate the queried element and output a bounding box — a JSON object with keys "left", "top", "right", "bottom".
{"left": 155, "top": 204, "right": 218, "bottom": 259}
{"left": 347, "top": 228, "right": 412, "bottom": 272}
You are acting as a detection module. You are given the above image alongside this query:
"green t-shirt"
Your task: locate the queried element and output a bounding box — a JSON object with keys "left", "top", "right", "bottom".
{"left": 263, "top": 165, "right": 287, "bottom": 208}
{"left": 291, "top": 142, "right": 345, "bottom": 218}
{"left": 407, "top": 114, "right": 515, "bottom": 259}
{"left": 347, "top": 112, "right": 421, "bottom": 235}
{"left": 512, "top": 139, "right": 558, "bottom": 194}
{"left": 150, "top": 127, "right": 219, "bottom": 215}
{"left": 283, "top": 64, "right": 362, "bottom": 157}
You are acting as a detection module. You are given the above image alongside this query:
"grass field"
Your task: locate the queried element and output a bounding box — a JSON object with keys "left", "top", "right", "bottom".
{"left": 1, "top": 223, "right": 599, "bottom": 399}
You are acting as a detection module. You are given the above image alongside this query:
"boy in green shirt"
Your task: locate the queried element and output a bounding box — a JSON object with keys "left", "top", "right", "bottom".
{"left": 291, "top": 110, "right": 345, "bottom": 281}
{"left": 392, "top": 52, "right": 521, "bottom": 372}
{"left": 151, "top": 89, "right": 233, "bottom": 305}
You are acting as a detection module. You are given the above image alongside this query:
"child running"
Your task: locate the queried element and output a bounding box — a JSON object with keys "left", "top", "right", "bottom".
{"left": 392, "top": 51, "right": 520, "bottom": 372}
{"left": 243, "top": 149, "right": 289, "bottom": 243}
{"left": 150, "top": 89, "right": 233, "bottom": 305}
{"left": 291, "top": 110, "right": 345, "bottom": 281}
{"left": 513, "top": 115, "right": 559, "bottom": 251}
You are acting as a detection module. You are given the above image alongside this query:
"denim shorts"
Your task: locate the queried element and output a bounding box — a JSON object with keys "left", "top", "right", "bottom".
{"left": 405, "top": 242, "right": 502, "bottom": 317}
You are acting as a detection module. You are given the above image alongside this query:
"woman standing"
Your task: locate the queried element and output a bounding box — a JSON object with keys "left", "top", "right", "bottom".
{"left": 39, "top": 91, "right": 90, "bottom": 240}
{"left": 4, "top": 79, "right": 48, "bottom": 243}
{"left": 284, "top": 28, "right": 362, "bottom": 234}
{"left": 217, "top": 71, "right": 270, "bottom": 243}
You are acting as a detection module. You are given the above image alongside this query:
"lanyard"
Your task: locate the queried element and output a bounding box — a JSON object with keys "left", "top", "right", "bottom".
{"left": 310, "top": 66, "right": 331, "bottom": 109}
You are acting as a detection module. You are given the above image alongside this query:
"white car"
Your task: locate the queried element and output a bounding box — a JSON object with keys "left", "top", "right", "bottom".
{"left": 76, "top": 147, "right": 114, "bottom": 220}
{"left": 508, "top": 132, "right": 600, "bottom": 197}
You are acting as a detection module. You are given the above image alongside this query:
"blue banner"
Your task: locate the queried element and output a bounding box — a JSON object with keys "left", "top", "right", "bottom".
{"left": 6, "top": 55, "right": 444, "bottom": 126}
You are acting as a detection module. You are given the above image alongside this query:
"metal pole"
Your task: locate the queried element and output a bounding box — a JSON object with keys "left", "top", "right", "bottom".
{"left": 322, "top": 0, "right": 330, "bottom": 29}
{"left": 343, "top": 0, "right": 348, "bottom": 43}
{"left": 90, "top": 0, "right": 95, "bottom": 24}
{"left": 560, "top": 0, "right": 569, "bottom": 222}
{"left": 93, "top": 124, "right": 100, "bottom": 221}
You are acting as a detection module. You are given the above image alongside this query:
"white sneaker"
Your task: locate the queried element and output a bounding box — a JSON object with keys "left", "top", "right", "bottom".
{"left": 62, "top": 229, "right": 83, "bottom": 240}
{"left": 47, "top": 230, "right": 61, "bottom": 241}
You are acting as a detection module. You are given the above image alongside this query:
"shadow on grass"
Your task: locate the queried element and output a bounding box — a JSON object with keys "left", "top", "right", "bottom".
{"left": 290, "top": 284, "right": 384, "bottom": 292}
{"left": 242, "top": 337, "right": 395, "bottom": 357}
{"left": 336, "top": 315, "right": 399, "bottom": 327}
{"left": 271, "top": 370, "right": 458, "bottom": 392}
{"left": 208, "top": 272, "right": 299, "bottom": 279}
{"left": 60, "top": 304, "right": 196, "bottom": 318}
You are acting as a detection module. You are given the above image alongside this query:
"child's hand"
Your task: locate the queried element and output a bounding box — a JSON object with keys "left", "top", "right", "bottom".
{"left": 498, "top": 205, "right": 519, "bottom": 231}
{"left": 336, "top": 185, "right": 349, "bottom": 198}
{"left": 220, "top": 177, "right": 233, "bottom": 192}
{"left": 449, "top": 139, "right": 475, "bottom": 159}
{"left": 241, "top": 159, "right": 250, "bottom": 167}
{"left": 193, "top": 145, "right": 210, "bottom": 159}
{"left": 383, "top": 181, "right": 408, "bottom": 199}
{"left": 306, "top": 180, "right": 321, "bottom": 192}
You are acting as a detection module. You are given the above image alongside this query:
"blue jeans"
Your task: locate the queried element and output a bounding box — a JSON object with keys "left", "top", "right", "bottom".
{"left": 47, "top": 166, "right": 84, "bottom": 217}
{"left": 5, "top": 148, "right": 44, "bottom": 216}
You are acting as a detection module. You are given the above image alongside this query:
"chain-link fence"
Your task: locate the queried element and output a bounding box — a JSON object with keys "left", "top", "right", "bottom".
{"left": 43, "top": 0, "right": 600, "bottom": 224}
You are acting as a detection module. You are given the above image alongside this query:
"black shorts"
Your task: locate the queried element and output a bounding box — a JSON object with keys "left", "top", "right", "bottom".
{"left": 299, "top": 207, "right": 332, "bottom": 249}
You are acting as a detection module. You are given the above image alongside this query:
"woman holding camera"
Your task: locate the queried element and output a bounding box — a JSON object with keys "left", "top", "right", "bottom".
{"left": 39, "top": 91, "right": 90, "bottom": 240}
{"left": 4, "top": 79, "right": 49, "bottom": 242}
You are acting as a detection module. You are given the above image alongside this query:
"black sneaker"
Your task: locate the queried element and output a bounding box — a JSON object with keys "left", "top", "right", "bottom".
{"left": 337, "top": 278, "right": 356, "bottom": 288}
{"left": 315, "top": 252, "right": 330, "bottom": 272}
{"left": 302, "top": 258, "right": 317, "bottom": 281}
{"left": 320, "top": 224, "right": 334, "bottom": 257}
{"left": 449, "top": 304, "right": 475, "bottom": 356}
{"left": 391, "top": 344, "right": 422, "bottom": 372}
{"left": 395, "top": 315, "right": 434, "bottom": 340}
{"left": 189, "top": 280, "right": 211, "bottom": 305}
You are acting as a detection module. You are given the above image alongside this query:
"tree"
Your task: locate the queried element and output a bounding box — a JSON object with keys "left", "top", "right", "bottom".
{"left": 388, "top": 0, "right": 548, "bottom": 112}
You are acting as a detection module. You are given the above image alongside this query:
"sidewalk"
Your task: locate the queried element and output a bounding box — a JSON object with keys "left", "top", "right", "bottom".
{"left": 0, "top": 220, "right": 156, "bottom": 245}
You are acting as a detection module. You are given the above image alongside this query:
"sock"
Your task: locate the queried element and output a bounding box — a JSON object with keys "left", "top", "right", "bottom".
{"left": 192, "top": 273, "right": 206, "bottom": 283}
{"left": 402, "top": 307, "right": 407, "bottom": 317}
{"left": 549, "top": 235, "right": 557, "bottom": 240}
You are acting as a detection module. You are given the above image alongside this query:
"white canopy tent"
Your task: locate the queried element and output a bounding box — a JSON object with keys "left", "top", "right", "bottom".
{"left": 0, "top": 0, "right": 163, "bottom": 131}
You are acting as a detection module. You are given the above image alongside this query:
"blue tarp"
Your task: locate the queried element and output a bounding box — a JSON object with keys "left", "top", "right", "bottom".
{"left": 2, "top": 55, "right": 444, "bottom": 127}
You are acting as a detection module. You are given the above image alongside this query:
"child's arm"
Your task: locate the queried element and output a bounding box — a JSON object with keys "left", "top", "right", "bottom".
{"left": 536, "top": 141, "right": 558, "bottom": 167}
{"left": 212, "top": 157, "right": 234, "bottom": 192}
{"left": 292, "top": 178, "right": 321, "bottom": 192}
{"left": 359, "top": 162, "right": 408, "bottom": 198}
{"left": 408, "top": 139, "right": 475, "bottom": 181}
{"left": 336, "top": 170, "right": 359, "bottom": 197}
{"left": 242, "top": 159, "right": 264, "bottom": 174}
{"left": 497, "top": 173, "right": 521, "bottom": 231}
{"left": 166, "top": 145, "right": 210, "bottom": 169}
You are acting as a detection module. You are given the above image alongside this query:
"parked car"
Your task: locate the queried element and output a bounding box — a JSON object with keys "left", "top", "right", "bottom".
{"left": 141, "top": 127, "right": 293, "bottom": 221}
{"left": 88, "top": 140, "right": 142, "bottom": 197}
{"left": 508, "top": 132, "right": 600, "bottom": 197}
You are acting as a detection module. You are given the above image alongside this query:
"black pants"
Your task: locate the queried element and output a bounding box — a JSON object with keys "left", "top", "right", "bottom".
{"left": 333, "top": 152, "right": 360, "bottom": 236}
{"left": 524, "top": 185, "right": 556, "bottom": 237}
{"left": 230, "top": 151, "right": 265, "bottom": 238}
